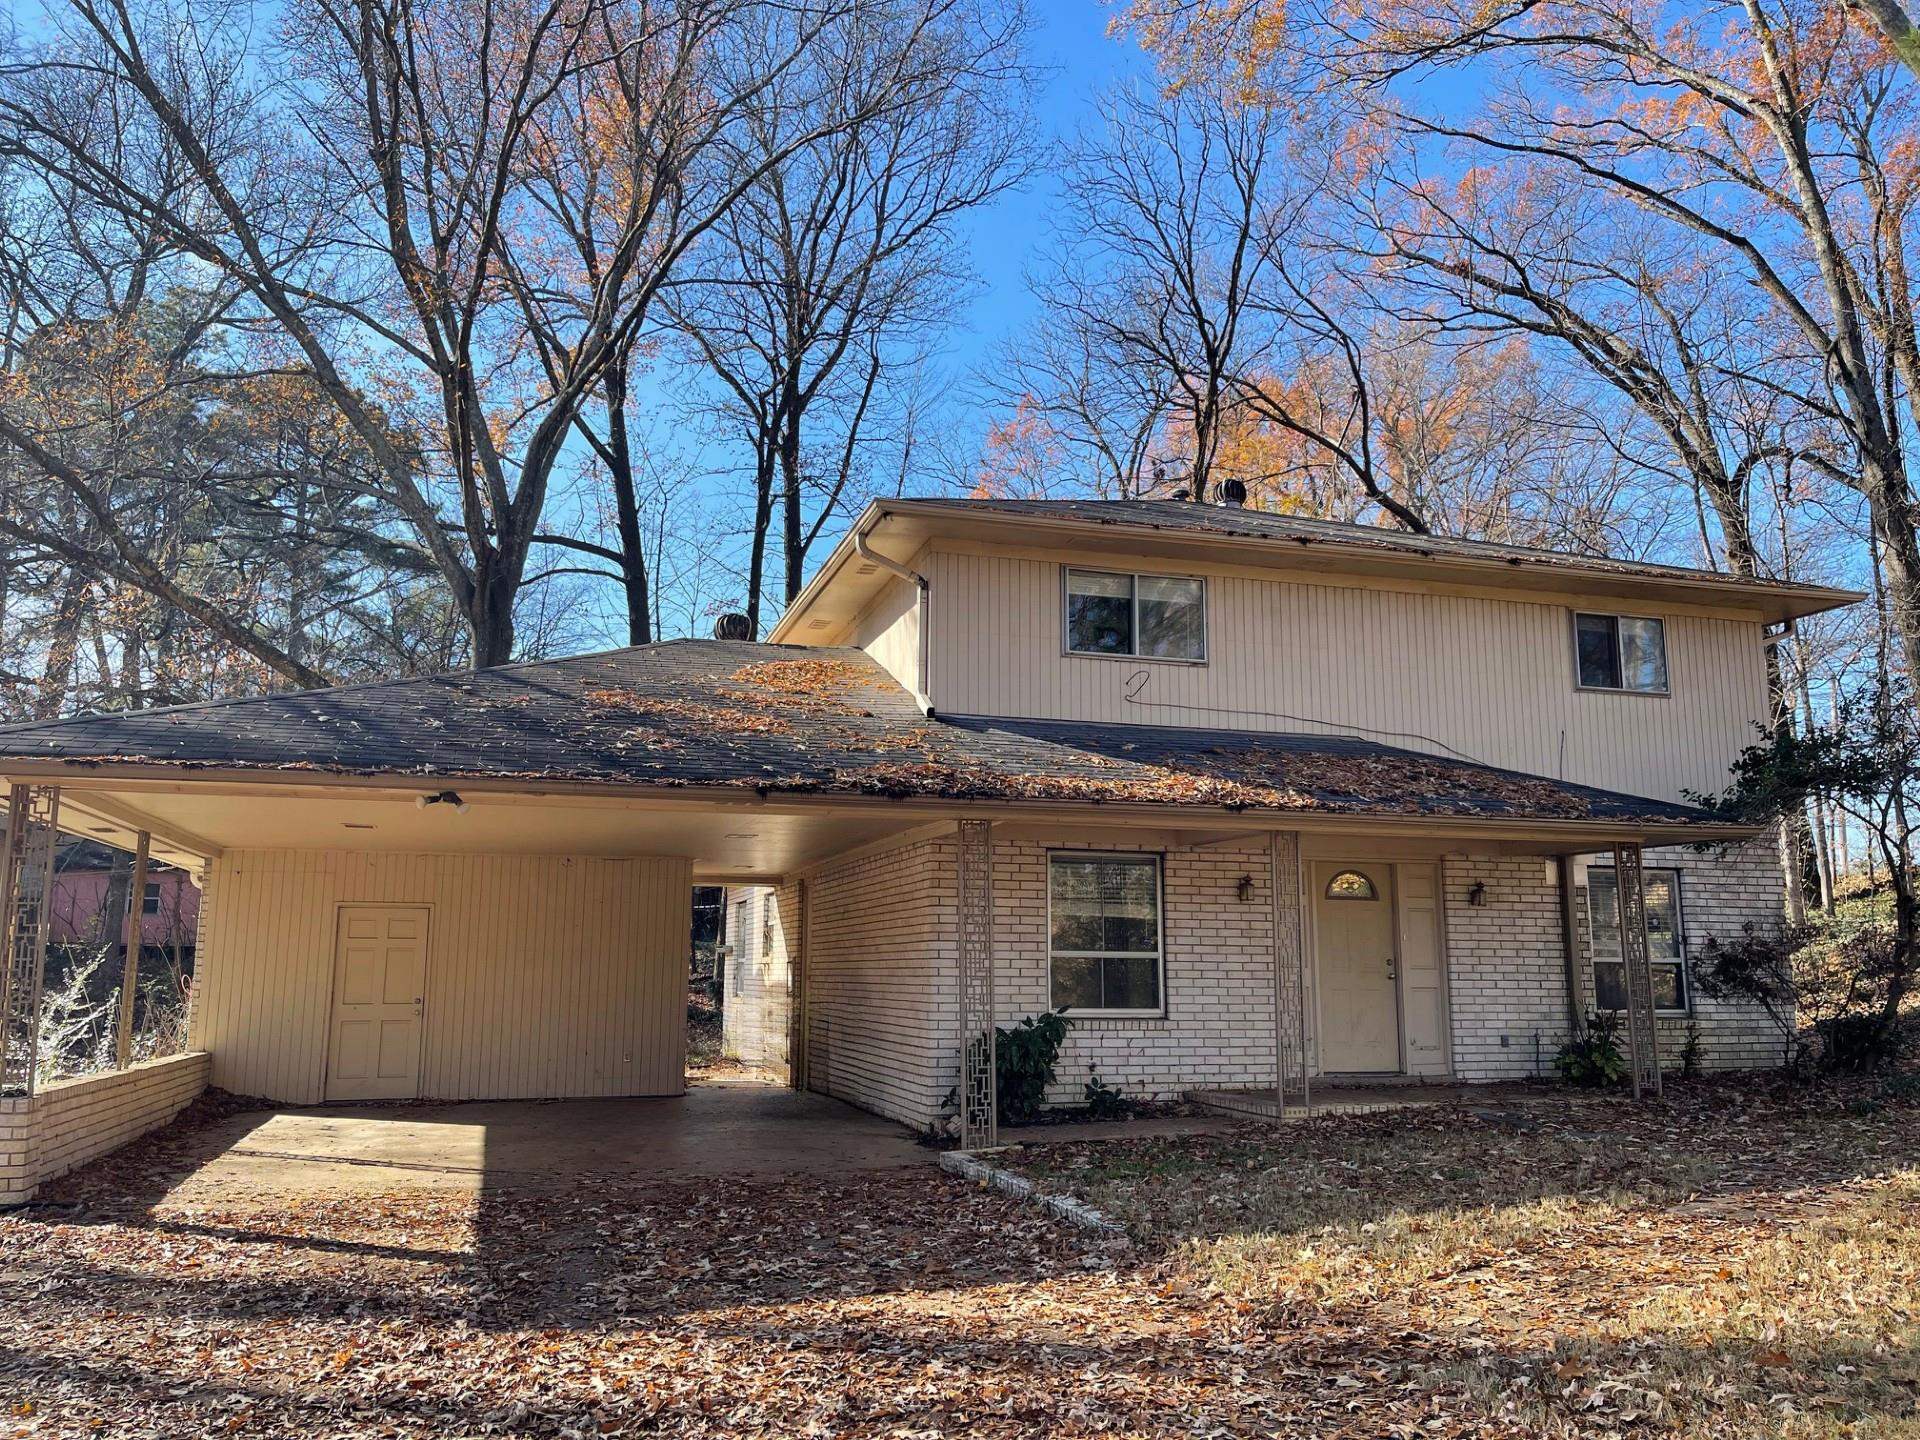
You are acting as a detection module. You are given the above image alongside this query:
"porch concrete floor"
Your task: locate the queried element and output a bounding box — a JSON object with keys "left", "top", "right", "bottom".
{"left": 1186, "top": 1081, "right": 1559, "bottom": 1121}
{"left": 95, "top": 1077, "right": 931, "bottom": 1206}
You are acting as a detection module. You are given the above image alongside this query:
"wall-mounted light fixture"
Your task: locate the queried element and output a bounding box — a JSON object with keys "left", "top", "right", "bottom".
{"left": 416, "top": 790, "right": 469, "bottom": 813}
{"left": 1236, "top": 874, "right": 1255, "bottom": 903}
{"left": 1467, "top": 881, "right": 1487, "bottom": 907}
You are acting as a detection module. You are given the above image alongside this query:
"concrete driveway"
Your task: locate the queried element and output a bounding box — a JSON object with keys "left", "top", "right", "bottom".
{"left": 64, "top": 1077, "right": 930, "bottom": 1207}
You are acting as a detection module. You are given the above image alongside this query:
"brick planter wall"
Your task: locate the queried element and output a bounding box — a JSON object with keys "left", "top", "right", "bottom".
{"left": 0, "top": 1052, "right": 209, "bottom": 1206}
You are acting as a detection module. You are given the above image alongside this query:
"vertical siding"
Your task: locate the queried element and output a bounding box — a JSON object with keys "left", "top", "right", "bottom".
{"left": 721, "top": 883, "right": 794, "bottom": 1075}
{"left": 853, "top": 575, "right": 921, "bottom": 697}
{"left": 923, "top": 550, "right": 1769, "bottom": 803}
{"left": 194, "top": 849, "right": 690, "bottom": 1104}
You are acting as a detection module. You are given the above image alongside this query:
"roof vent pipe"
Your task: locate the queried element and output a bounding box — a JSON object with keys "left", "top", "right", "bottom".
{"left": 713, "top": 613, "right": 752, "bottom": 641}
{"left": 1218, "top": 478, "right": 1248, "bottom": 507}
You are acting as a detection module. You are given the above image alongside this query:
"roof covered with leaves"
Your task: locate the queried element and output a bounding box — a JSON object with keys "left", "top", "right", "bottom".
{"left": 0, "top": 639, "right": 1724, "bottom": 827}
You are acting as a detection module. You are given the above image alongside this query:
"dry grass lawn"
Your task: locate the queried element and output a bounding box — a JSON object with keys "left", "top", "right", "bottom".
{"left": 1012, "top": 1078, "right": 1920, "bottom": 1438}
{"left": 0, "top": 1078, "right": 1914, "bottom": 1437}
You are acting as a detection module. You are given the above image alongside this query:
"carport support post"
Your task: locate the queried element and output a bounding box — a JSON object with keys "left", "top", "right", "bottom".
{"left": 1611, "top": 842, "right": 1663, "bottom": 1100}
{"left": 114, "top": 831, "right": 150, "bottom": 1069}
{"left": 0, "top": 784, "right": 61, "bottom": 1096}
{"left": 956, "top": 819, "right": 996, "bottom": 1149}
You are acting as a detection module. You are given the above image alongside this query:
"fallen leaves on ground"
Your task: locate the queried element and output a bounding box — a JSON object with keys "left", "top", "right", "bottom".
{"left": 1010, "top": 1078, "right": 1920, "bottom": 1437}
{"left": 4, "top": 1080, "right": 1916, "bottom": 1438}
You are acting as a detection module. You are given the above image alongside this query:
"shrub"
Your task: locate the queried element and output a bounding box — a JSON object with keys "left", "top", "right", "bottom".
{"left": 1083, "top": 1065, "right": 1131, "bottom": 1120}
{"left": 994, "top": 1010, "right": 1072, "bottom": 1124}
{"left": 1680, "top": 1019, "right": 1705, "bottom": 1079}
{"left": 1694, "top": 896, "right": 1906, "bottom": 1074}
{"left": 1554, "top": 1011, "right": 1628, "bottom": 1087}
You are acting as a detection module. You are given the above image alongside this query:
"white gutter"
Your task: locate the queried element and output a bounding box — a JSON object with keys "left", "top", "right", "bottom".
{"left": 854, "top": 521, "right": 933, "bottom": 715}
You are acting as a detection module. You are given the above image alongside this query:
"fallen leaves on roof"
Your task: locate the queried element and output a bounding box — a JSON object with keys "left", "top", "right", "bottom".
{"left": 718, "top": 658, "right": 889, "bottom": 715}
{"left": 0, "top": 641, "right": 1714, "bottom": 827}
{"left": 584, "top": 688, "right": 793, "bottom": 737}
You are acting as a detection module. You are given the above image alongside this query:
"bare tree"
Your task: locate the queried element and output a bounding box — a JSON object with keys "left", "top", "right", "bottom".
{"left": 1028, "top": 79, "right": 1279, "bottom": 506}
{"left": 2, "top": 0, "right": 962, "bottom": 667}
{"left": 663, "top": 0, "right": 1033, "bottom": 634}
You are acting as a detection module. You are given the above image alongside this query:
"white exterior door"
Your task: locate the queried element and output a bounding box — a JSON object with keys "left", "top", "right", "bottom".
{"left": 1315, "top": 863, "right": 1401, "bottom": 1074}
{"left": 326, "top": 905, "right": 428, "bottom": 1101}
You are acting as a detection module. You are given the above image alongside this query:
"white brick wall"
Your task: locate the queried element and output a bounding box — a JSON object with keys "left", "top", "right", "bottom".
{"left": 785, "top": 830, "right": 1791, "bottom": 1127}
{"left": 803, "top": 836, "right": 956, "bottom": 1129}
{"left": 1571, "top": 838, "right": 1790, "bottom": 1071}
{"left": 991, "top": 837, "right": 1279, "bottom": 1107}
{"left": 0, "top": 1051, "right": 210, "bottom": 1206}
{"left": 1444, "top": 855, "right": 1575, "bottom": 1080}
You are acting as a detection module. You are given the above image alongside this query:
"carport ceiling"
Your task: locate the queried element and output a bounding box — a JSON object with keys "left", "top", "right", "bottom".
{"left": 53, "top": 785, "right": 924, "bottom": 881}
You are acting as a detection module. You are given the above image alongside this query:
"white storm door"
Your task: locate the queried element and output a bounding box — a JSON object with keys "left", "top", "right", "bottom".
{"left": 326, "top": 905, "right": 429, "bottom": 1101}
{"left": 1314, "top": 864, "right": 1401, "bottom": 1074}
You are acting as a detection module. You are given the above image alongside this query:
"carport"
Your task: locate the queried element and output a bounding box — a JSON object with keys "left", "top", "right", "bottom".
{"left": 43, "top": 1078, "right": 928, "bottom": 1211}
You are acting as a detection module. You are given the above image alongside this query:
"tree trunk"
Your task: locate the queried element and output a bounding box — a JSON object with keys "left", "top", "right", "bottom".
{"left": 467, "top": 559, "right": 518, "bottom": 669}
{"left": 780, "top": 380, "right": 805, "bottom": 605}
{"left": 1868, "top": 486, "right": 1920, "bottom": 706}
{"left": 745, "top": 443, "right": 776, "bottom": 638}
{"left": 602, "top": 368, "right": 652, "bottom": 647}
{"left": 33, "top": 566, "right": 90, "bottom": 719}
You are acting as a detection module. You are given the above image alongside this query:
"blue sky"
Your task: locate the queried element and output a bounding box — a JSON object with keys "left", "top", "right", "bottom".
{"left": 948, "top": 3, "right": 1146, "bottom": 368}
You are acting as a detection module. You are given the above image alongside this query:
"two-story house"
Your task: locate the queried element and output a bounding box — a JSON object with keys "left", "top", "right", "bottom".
{"left": 0, "top": 498, "right": 1858, "bottom": 1167}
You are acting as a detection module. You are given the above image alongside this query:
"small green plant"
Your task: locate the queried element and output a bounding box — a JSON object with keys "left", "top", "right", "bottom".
{"left": 1680, "top": 1019, "right": 1704, "bottom": 1079}
{"left": 1553, "top": 1011, "right": 1629, "bottom": 1087}
{"left": 1083, "top": 1065, "right": 1131, "bottom": 1120}
{"left": 994, "top": 1010, "right": 1073, "bottom": 1124}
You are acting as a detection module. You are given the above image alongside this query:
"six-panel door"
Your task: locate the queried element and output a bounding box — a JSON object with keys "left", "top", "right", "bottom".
{"left": 326, "top": 905, "right": 429, "bottom": 1101}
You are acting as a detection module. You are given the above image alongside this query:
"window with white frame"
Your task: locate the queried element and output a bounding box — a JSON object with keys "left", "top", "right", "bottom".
{"left": 141, "top": 881, "right": 161, "bottom": 915}
{"left": 1065, "top": 569, "right": 1205, "bottom": 661}
{"left": 1574, "top": 612, "right": 1669, "bottom": 693}
{"left": 1048, "top": 853, "right": 1164, "bottom": 1015}
{"left": 1586, "top": 866, "right": 1688, "bottom": 1013}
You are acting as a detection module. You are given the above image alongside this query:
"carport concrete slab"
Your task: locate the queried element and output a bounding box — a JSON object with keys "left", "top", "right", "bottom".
{"left": 143, "top": 1079, "right": 928, "bottom": 1204}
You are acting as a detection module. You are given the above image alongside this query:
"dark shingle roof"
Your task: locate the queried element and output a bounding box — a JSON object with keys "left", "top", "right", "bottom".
{"left": 902, "top": 497, "right": 1817, "bottom": 591}
{"left": 0, "top": 640, "right": 1725, "bottom": 828}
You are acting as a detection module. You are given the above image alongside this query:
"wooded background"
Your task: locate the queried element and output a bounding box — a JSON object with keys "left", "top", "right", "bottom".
{"left": 2, "top": 0, "right": 1913, "bottom": 909}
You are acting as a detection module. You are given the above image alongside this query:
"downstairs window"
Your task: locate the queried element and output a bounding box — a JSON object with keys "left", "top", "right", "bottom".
{"left": 1048, "top": 853, "right": 1164, "bottom": 1016}
{"left": 1586, "top": 866, "right": 1688, "bottom": 1013}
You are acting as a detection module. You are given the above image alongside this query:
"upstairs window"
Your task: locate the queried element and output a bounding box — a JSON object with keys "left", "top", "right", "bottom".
{"left": 1065, "top": 569, "right": 1205, "bottom": 661}
{"left": 1575, "top": 612, "right": 1668, "bottom": 694}
{"left": 1586, "top": 866, "right": 1688, "bottom": 1013}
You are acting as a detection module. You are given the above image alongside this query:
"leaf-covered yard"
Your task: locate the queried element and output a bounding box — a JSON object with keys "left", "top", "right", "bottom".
{"left": 1, "top": 1081, "right": 1916, "bottom": 1438}
{"left": 1011, "top": 1081, "right": 1920, "bottom": 1438}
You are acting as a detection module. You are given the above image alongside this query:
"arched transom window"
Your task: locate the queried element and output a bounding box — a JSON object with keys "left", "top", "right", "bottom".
{"left": 1325, "top": 870, "right": 1377, "bottom": 901}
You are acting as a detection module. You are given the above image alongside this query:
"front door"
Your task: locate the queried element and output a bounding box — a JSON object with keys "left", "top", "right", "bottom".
{"left": 326, "top": 905, "right": 428, "bottom": 1101}
{"left": 1314, "top": 863, "right": 1401, "bottom": 1073}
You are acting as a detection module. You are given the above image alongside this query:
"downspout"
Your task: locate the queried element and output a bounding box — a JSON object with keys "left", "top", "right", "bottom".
{"left": 854, "top": 523, "right": 933, "bottom": 715}
{"left": 1556, "top": 855, "right": 1586, "bottom": 1039}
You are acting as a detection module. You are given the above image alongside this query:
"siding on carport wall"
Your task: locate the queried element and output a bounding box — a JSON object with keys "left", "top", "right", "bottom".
{"left": 188, "top": 849, "right": 691, "bottom": 1104}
